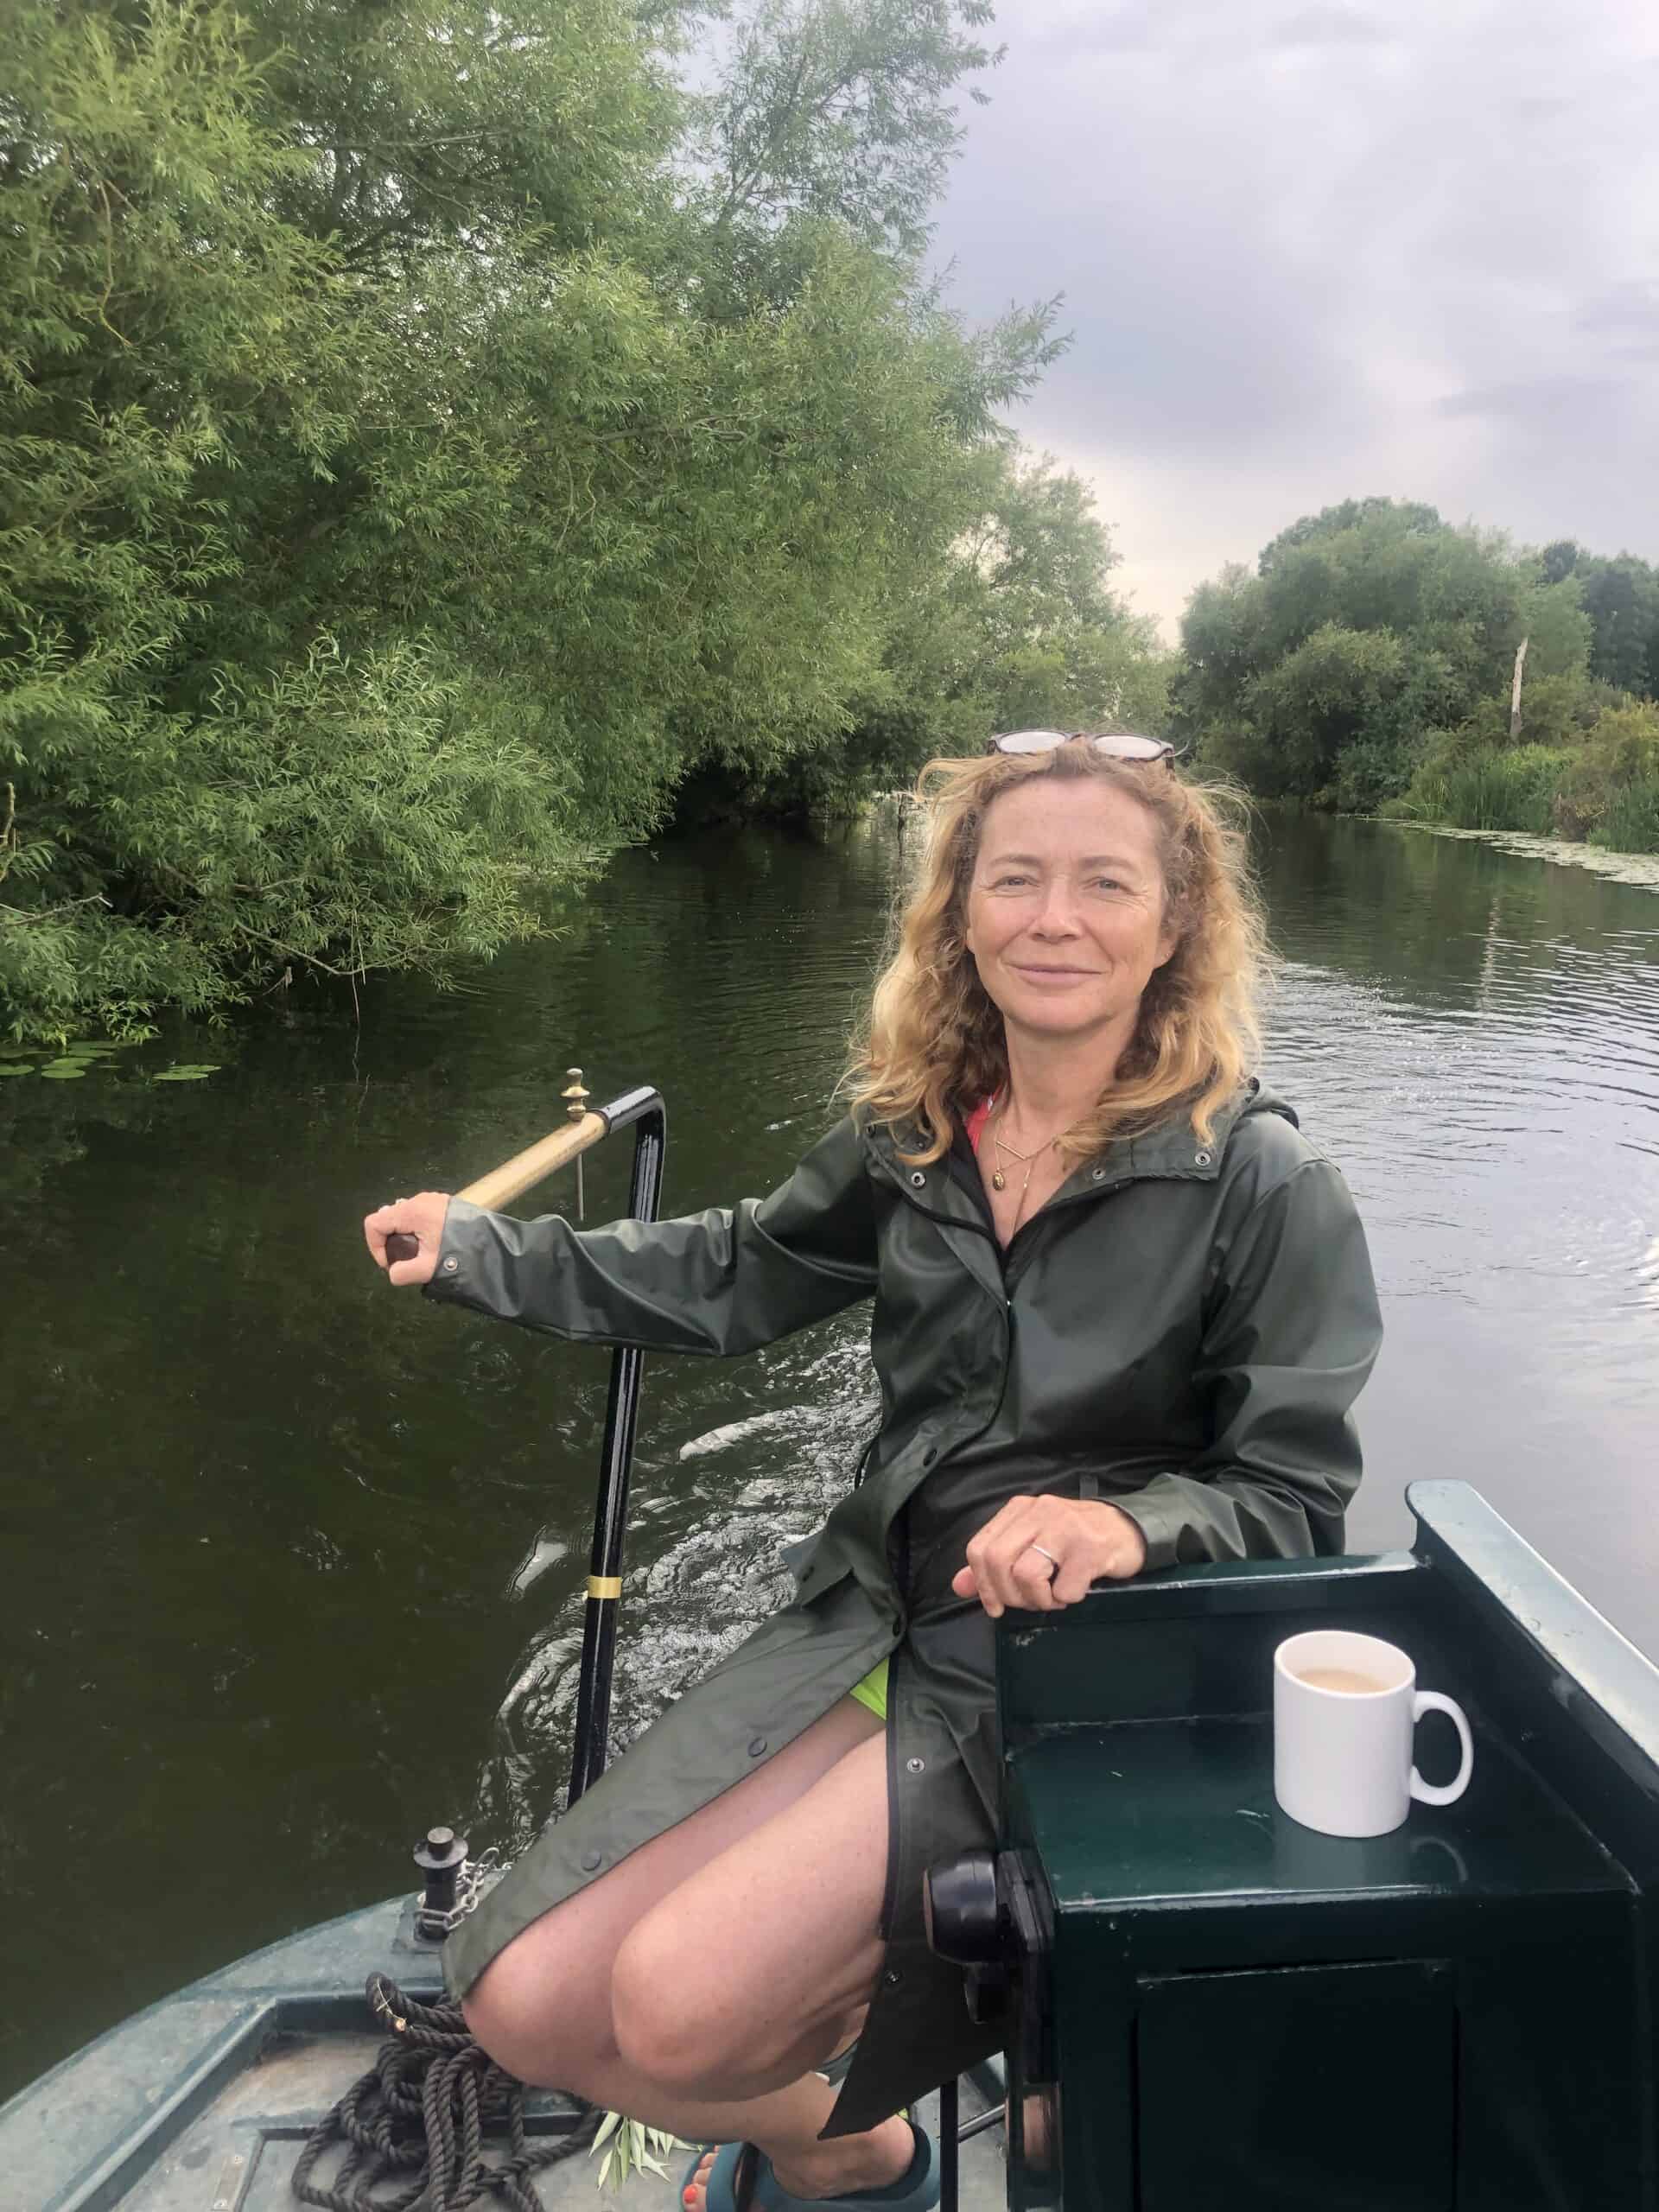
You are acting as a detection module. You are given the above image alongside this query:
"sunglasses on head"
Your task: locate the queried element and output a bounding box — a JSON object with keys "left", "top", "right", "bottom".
{"left": 987, "top": 729, "right": 1179, "bottom": 762}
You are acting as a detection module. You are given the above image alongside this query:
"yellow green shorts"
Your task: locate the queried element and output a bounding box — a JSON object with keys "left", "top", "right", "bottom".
{"left": 849, "top": 1657, "right": 889, "bottom": 1721}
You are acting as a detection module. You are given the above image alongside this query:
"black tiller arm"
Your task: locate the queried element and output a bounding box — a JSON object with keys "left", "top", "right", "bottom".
{"left": 565, "top": 1085, "right": 666, "bottom": 1806}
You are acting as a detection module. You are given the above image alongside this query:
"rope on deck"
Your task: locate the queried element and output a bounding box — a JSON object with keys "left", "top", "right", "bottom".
{"left": 291, "top": 1973, "right": 601, "bottom": 2212}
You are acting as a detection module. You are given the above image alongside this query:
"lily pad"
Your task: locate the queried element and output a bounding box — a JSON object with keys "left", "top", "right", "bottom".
{"left": 150, "top": 1064, "right": 222, "bottom": 1082}
{"left": 39, "top": 1062, "right": 88, "bottom": 1078}
{"left": 0, "top": 1061, "right": 37, "bottom": 1076}
{"left": 62, "top": 1040, "right": 123, "bottom": 1058}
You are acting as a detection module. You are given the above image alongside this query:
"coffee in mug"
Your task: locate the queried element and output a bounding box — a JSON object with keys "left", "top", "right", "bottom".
{"left": 1274, "top": 1629, "right": 1473, "bottom": 1838}
{"left": 1293, "top": 1665, "right": 1388, "bottom": 1694}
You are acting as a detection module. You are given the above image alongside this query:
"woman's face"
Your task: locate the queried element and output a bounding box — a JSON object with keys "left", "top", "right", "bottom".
{"left": 963, "top": 774, "right": 1177, "bottom": 1046}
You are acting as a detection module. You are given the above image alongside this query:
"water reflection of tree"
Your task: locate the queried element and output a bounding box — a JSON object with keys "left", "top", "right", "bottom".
{"left": 1255, "top": 816, "right": 1657, "bottom": 1012}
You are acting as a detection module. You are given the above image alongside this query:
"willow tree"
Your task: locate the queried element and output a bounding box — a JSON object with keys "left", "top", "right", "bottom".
{"left": 0, "top": 0, "right": 1046, "bottom": 1040}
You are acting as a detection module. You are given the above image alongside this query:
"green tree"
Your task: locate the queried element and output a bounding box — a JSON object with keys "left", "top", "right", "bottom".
{"left": 1559, "top": 551, "right": 1659, "bottom": 697}
{"left": 932, "top": 454, "right": 1169, "bottom": 739}
{"left": 680, "top": 446, "right": 1172, "bottom": 819}
{"left": 693, "top": 0, "right": 1002, "bottom": 262}
{"left": 2, "top": 0, "right": 1064, "bottom": 1039}
{"left": 1173, "top": 499, "right": 1578, "bottom": 808}
{"left": 1208, "top": 624, "right": 1417, "bottom": 805}
{"left": 1598, "top": 569, "right": 1658, "bottom": 696}
{"left": 873, "top": 453, "right": 1171, "bottom": 779}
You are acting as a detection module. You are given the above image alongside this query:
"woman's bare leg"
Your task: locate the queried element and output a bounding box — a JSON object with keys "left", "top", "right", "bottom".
{"left": 463, "top": 1700, "right": 913, "bottom": 2202}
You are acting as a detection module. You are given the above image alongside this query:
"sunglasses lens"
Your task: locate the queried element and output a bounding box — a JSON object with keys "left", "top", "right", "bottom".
{"left": 1093, "top": 733, "right": 1173, "bottom": 761}
{"left": 989, "top": 729, "right": 1174, "bottom": 761}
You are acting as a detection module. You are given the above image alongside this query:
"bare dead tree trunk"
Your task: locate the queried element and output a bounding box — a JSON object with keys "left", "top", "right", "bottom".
{"left": 1510, "top": 635, "right": 1529, "bottom": 741}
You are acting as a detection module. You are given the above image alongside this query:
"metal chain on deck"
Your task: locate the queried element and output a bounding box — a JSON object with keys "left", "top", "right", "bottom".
{"left": 291, "top": 1974, "right": 601, "bottom": 2212}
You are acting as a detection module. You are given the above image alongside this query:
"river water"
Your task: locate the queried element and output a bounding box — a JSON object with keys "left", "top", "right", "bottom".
{"left": 3, "top": 811, "right": 1657, "bottom": 2099}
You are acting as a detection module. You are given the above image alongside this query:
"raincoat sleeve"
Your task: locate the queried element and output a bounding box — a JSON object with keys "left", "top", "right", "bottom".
{"left": 1111, "top": 1157, "right": 1382, "bottom": 1569}
{"left": 419, "top": 1114, "right": 878, "bottom": 1356}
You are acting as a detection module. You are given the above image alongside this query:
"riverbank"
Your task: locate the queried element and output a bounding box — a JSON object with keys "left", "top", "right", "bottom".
{"left": 1387, "top": 703, "right": 1659, "bottom": 860}
{"left": 1389, "top": 819, "right": 1659, "bottom": 892}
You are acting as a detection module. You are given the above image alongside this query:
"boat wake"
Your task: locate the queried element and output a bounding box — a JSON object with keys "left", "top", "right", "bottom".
{"left": 472, "top": 1325, "right": 880, "bottom": 1855}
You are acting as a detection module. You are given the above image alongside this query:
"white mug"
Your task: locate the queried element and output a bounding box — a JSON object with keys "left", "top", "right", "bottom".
{"left": 1273, "top": 1629, "right": 1474, "bottom": 1838}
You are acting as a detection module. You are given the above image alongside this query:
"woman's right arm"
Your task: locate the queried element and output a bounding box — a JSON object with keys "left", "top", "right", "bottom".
{"left": 363, "top": 1115, "right": 880, "bottom": 1358}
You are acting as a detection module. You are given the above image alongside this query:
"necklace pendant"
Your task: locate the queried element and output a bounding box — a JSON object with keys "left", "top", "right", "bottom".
{"left": 991, "top": 1168, "right": 1006, "bottom": 1192}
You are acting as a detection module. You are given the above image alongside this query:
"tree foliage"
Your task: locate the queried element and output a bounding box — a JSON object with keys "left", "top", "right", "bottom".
{"left": 3, "top": 0, "right": 1165, "bottom": 1039}
{"left": 1177, "top": 498, "right": 1659, "bottom": 850}
{"left": 692, "top": 0, "right": 1001, "bottom": 261}
{"left": 677, "top": 444, "right": 1169, "bottom": 820}
{"left": 1540, "top": 543, "right": 1659, "bottom": 698}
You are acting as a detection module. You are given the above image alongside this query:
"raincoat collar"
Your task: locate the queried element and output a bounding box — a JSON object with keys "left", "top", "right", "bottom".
{"left": 860, "top": 1077, "right": 1295, "bottom": 1211}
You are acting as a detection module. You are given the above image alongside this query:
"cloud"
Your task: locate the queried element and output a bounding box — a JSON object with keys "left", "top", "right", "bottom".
{"left": 1435, "top": 375, "right": 1637, "bottom": 426}
{"left": 1041, "top": 5, "right": 1163, "bottom": 55}
{"left": 932, "top": 0, "right": 1659, "bottom": 635}
{"left": 1573, "top": 284, "right": 1659, "bottom": 359}
{"left": 1271, "top": 7, "right": 1391, "bottom": 47}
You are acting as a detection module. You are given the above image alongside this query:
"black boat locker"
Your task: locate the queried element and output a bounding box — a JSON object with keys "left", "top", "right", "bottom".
{"left": 926, "top": 1480, "right": 1659, "bottom": 2212}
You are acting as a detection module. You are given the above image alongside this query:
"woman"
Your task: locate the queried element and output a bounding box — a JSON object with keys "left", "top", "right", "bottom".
{"left": 363, "top": 734, "right": 1382, "bottom": 2212}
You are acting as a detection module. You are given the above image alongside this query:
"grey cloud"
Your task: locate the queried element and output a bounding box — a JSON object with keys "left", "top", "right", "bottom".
{"left": 1576, "top": 286, "right": 1659, "bottom": 334}
{"left": 1033, "top": 5, "right": 1162, "bottom": 57}
{"left": 1573, "top": 284, "right": 1659, "bottom": 360}
{"left": 931, "top": 0, "right": 1659, "bottom": 628}
{"left": 1271, "top": 7, "right": 1390, "bottom": 47}
{"left": 1026, "top": 0, "right": 1255, "bottom": 61}
{"left": 1436, "top": 374, "right": 1637, "bottom": 425}
{"left": 1505, "top": 95, "right": 1572, "bottom": 122}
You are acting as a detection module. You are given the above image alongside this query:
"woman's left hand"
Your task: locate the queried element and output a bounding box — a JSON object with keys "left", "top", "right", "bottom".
{"left": 951, "top": 1495, "right": 1148, "bottom": 1617}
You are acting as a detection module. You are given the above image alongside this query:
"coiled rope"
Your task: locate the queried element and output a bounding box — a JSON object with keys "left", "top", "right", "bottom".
{"left": 291, "top": 1973, "right": 600, "bottom": 2212}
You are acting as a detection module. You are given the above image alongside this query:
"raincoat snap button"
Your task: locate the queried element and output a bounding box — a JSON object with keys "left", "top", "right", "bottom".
{"left": 748, "top": 1736, "right": 768, "bottom": 1758}
{"left": 1090, "top": 1166, "right": 1106, "bottom": 1181}
{"left": 580, "top": 1849, "right": 604, "bottom": 1872}
{"left": 909, "top": 1171, "right": 925, "bottom": 1188}
{"left": 906, "top": 1756, "right": 925, "bottom": 1775}
{"left": 1194, "top": 1149, "right": 1212, "bottom": 1166}
{"left": 442, "top": 1255, "right": 459, "bottom": 1273}
{"left": 883, "top": 1967, "right": 903, "bottom": 1988}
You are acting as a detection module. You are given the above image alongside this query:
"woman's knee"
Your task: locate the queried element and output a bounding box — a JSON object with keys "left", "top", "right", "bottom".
{"left": 610, "top": 1909, "right": 770, "bottom": 2098}
{"left": 461, "top": 1930, "right": 615, "bottom": 2092}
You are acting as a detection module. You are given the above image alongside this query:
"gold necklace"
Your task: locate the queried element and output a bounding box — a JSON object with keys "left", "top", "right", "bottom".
{"left": 989, "top": 1098, "right": 1056, "bottom": 1194}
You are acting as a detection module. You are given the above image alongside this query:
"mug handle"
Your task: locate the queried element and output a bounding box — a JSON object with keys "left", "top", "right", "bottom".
{"left": 1409, "top": 1691, "right": 1474, "bottom": 1807}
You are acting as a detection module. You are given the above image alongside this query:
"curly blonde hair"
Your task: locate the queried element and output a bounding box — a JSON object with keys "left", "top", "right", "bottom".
{"left": 847, "top": 741, "right": 1268, "bottom": 1164}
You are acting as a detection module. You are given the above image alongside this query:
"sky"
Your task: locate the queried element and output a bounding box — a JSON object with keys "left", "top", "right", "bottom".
{"left": 927, "top": 0, "right": 1659, "bottom": 639}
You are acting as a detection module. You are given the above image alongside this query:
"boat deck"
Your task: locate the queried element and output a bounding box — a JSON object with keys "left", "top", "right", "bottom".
{"left": 3, "top": 1896, "right": 1007, "bottom": 2212}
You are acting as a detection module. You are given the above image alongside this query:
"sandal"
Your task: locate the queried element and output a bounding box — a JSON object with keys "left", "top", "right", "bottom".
{"left": 683, "top": 2123, "right": 938, "bottom": 2212}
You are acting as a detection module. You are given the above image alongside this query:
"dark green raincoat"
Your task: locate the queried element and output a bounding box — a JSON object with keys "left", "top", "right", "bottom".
{"left": 425, "top": 1080, "right": 1382, "bottom": 2134}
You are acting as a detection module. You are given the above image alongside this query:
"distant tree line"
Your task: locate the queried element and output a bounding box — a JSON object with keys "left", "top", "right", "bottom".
{"left": 1175, "top": 499, "right": 1659, "bottom": 854}
{"left": 1, "top": 0, "right": 1166, "bottom": 1042}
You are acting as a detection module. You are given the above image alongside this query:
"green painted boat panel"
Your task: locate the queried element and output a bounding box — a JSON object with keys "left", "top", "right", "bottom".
{"left": 1014, "top": 1714, "right": 1629, "bottom": 1914}
{"left": 995, "top": 1481, "right": 1659, "bottom": 2212}
{"left": 1135, "top": 1961, "right": 1457, "bottom": 2208}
